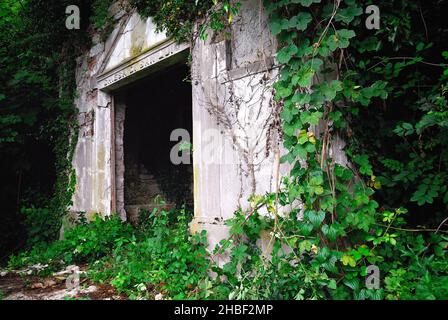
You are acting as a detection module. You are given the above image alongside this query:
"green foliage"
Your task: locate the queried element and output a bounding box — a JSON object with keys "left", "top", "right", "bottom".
{"left": 381, "top": 234, "right": 448, "bottom": 300}
{"left": 90, "top": 0, "right": 116, "bottom": 40}
{"left": 88, "top": 208, "right": 209, "bottom": 299}
{"left": 0, "top": 0, "right": 114, "bottom": 254}
{"left": 59, "top": 215, "right": 134, "bottom": 264}
{"left": 3, "top": 0, "right": 448, "bottom": 301}
{"left": 8, "top": 215, "right": 134, "bottom": 270}
{"left": 9, "top": 209, "right": 209, "bottom": 300}
{"left": 21, "top": 207, "right": 58, "bottom": 247}
{"left": 201, "top": 0, "right": 448, "bottom": 300}
{"left": 207, "top": 202, "right": 447, "bottom": 300}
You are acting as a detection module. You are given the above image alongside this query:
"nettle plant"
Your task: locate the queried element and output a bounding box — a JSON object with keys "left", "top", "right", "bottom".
{"left": 206, "top": 0, "right": 448, "bottom": 300}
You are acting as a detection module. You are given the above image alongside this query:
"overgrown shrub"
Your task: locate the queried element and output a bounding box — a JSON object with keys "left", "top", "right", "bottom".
{"left": 88, "top": 208, "right": 209, "bottom": 299}
{"left": 21, "top": 206, "right": 60, "bottom": 247}
{"left": 208, "top": 209, "right": 448, "bottom": 300}
{"left": 8, "top": 215, "right": 133, "bottom": 270}
{"left": 8, "top": 208, "right": 209, "bottom": 300}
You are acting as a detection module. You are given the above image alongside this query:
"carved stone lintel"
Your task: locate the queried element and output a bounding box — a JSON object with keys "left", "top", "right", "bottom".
{"left": 97, "top": 39, "right": 189, "bottom": 91}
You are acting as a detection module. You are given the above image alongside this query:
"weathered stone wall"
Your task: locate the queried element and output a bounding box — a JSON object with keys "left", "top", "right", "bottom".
{"left": 189, "top": 0, "right": 286, "bottom": 259}
{"left": 71, "top": 3, "right": 129, "bottom": 218}
{"left": 70, "top": 4, "right": 186, "bottom": 218}
{"left": 189, "top": 0, "right": 348, "bottom": 257}
{"left": 70, "top": 0, "right": 348, "bottom": 257}
{"left": 71, "top": 46, "right": 111, "bottom": 217}
{"left": 114, "top": 98, "right": 126, "bottom": 220}
{"left": 71, "top": 1, "right": 285, "bottom": 250}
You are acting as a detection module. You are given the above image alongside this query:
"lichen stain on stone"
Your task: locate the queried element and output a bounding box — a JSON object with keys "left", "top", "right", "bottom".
{"left": 86, "top": 211, "right": 99, "bottom": 222}
{"left": 130, "top": 19, "right": 147, "bottom": 58}
{"left": 190, "top": 219, "right": 199, "bottom": 235}
{"left": 193, "top": 163, "right": 201, "bottom": 218}
{"left": 130, "top": 44, "right": 143, "bottom": 57}
{"left": 96, "top": 171, "right": 106, "bottom": 214}
{"left": 92, "top": 144, "right": 106, "bottom": 215}
{"left": 97, "top": 144, "right": 105, "bottom": 173}
{"left": 190, "top": 163, "right": 201, "bottom": 235}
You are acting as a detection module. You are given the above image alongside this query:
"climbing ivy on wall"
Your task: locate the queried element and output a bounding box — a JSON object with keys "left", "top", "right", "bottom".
{"left": 204, "top": 0, "right": 448, "bottom": 300}
{"left": 129, "top": 0, "right": 448, "bottom": 300}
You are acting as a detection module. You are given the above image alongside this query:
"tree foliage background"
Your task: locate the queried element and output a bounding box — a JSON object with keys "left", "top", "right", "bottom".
{"left": 0, "top": 0, "right": 102, "bottom": 259}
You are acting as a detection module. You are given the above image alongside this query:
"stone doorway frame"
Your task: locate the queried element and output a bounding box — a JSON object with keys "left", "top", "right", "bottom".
{"left": 95, "top": 38, "right": 190, "bottom": 220}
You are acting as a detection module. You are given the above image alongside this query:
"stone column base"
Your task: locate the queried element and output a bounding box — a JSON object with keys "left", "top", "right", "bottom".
{"left": 190, "top": 216, "right": 231, "bottom": 268}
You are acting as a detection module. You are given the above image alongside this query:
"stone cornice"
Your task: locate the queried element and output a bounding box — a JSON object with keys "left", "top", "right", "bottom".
{"left": 97, "top": 38, "right": 189, "bottom": 91}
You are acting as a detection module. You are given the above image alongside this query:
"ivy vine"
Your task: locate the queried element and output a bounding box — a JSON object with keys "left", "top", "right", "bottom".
{"left": 206, "top": 0, "right": 448, "bottom": 300}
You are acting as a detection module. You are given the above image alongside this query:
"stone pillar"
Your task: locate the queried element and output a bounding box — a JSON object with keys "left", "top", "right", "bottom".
{"left": 190, "top": 0, "right": 282, "bottom": 264}
{"left": 115, "top": 98, "right": 127, "bottom": 220}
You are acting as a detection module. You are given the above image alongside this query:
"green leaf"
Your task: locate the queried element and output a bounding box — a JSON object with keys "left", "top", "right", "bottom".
{"left": 299, "top": 223, "right": 314, "bottom": 236}
{"left": 292, "top": 92, "right": 311, "bottom": 104}
{"left": 344, "top": 279, "right": 360, "bottom": 293}
{"left": 322, "top": 224, "right": 338, "bottom": 242}
{"left": 327, "top": 29, "right": 356, "bottom": 51}
{"left": 320, "top": 80, "right": 342, "bottom": 101}
{"left": 335, "top": 5, "right": 363, "bottom": 24}
{"left": 301, "top": 111, "right": 323, "bottom": 125}
{"left": 231, "top": 244, "right": 248, "bottom": 261}
{"left": 293, "top": 144, "right": 308, "bottom": 159}
{"left": 277, "top": 44, "right": 299, "bottom": 64}
{"left": 297, "top": 131, "right": 309, "bottom": 145}
{"left": 295, "top": 39, "right": 313, "bottom": 57}
{"left": 269, "top": 18, "right": 289, "bottom": 36}
{"left": 289, "top": 12, "right": 312, "bottom": 31}
{"left": 353, "top": 155, "right": 373, "bottom": 176}
{"left": 341, "top": 254, "right": 357, "bottom": 267}
{"left": 313, "top": 184, "right": 324, "bottom": 194}
{"left": 298, "top": 239, "right": 312, "bottom": 253}
{"left": 393, "top": 122, "right": 414, "bottom": 137}
{"left": 274, "top": 82, "right": 293, "bottom": 99}
{"left": 293, "top": 67, "right": 315, "bottom": 87}
{"left": 291, "top": 0, "right": 321, "bottom": 7}
{"left": 306, "top": 210, "right": 325, "bottom": 228}
{"left": 328, "top": 279, "right": 337, "bottom": 290}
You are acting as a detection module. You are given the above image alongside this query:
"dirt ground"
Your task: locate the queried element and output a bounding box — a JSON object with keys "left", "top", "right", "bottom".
{"left": 0, "top": 266, "right": 127, "bottom": 300}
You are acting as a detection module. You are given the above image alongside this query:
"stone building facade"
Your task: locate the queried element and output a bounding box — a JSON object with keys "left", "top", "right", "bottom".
{"left": 70, "top": 0, "right": 345, "bottom": 251}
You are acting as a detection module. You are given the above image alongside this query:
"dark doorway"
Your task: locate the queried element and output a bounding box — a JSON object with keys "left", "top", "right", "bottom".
{"left": 115, "top": 63, "right": 193, "bottom": 222}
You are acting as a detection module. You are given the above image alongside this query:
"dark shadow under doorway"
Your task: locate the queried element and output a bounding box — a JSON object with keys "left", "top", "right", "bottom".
{"left": 114, "top": 63, "right": 193, "bottom": 223}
